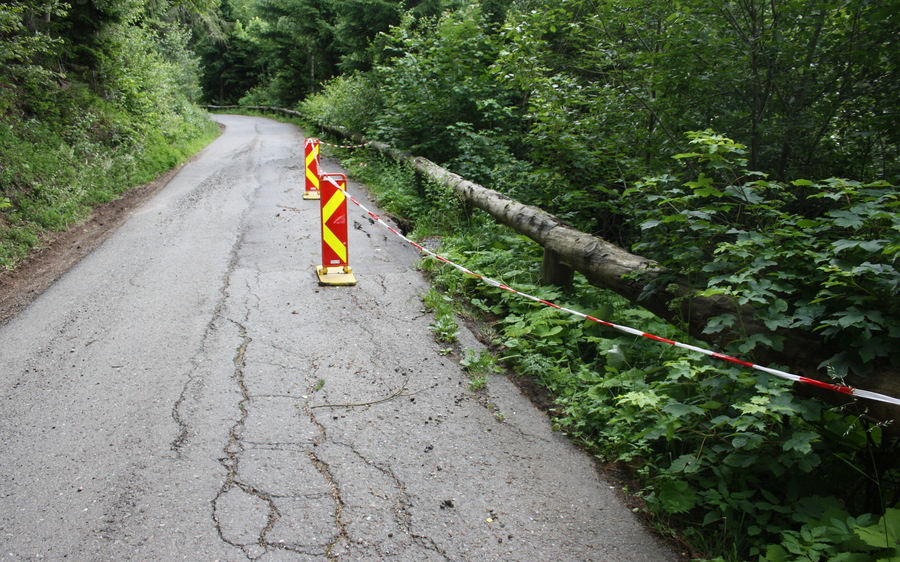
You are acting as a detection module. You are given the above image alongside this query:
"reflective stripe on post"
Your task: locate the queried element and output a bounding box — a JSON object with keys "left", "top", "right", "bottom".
{"left": 303, "top": 138, "right": 321, "bottom": 200}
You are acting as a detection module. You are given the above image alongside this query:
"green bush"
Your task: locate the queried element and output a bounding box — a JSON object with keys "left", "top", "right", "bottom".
{"left": 0, "top": 0, "right": 224, "bottom": 269}
{"left": 625, "top": 131, "right": 900, "bottom": 379}
{"left": 418, "top": 223, "right": 899, "bottom": 561}
{"left": 300, "top": 73, "right": 385, "bottom": 135}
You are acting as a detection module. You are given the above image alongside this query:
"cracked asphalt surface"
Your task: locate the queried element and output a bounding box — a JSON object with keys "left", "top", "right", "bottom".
{"left": 0, "top": 115, "right": 681, "bottom": 561}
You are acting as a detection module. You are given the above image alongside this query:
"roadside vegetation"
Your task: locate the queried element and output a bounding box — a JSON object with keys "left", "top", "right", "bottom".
{"left": 316, "top": 133, "right": 900, "bottom": 562}
{"left": 0, "top": 1, "right": 219, "bottom": 268}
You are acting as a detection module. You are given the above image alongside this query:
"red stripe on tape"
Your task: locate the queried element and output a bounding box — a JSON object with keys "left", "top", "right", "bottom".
{"left": 712, "top": 352, "right": 755, "bottom": 368}
{"left": 585, "top": 315, "right": 615, "bottom": 328}
{"left": 644, "top": 333, "right": 677, "bottom": 345}
{"left": 799, "top": 376, "right": 854, "bottom": 395}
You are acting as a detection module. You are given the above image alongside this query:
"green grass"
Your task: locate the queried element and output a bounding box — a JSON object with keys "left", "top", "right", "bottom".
{"left": 0, "top": 114, "right": 220, "bottom": 269}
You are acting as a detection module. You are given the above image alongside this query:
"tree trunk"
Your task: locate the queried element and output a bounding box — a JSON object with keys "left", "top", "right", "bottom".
{"left": 541, "top": 248, "right": 574, "bottom": 289}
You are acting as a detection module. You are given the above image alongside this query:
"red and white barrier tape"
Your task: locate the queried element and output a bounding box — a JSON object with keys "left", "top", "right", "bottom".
{"left": 326, "top": 176, "right": 900, "bottom": 408}
{"left": 319, "top": 140, "right": 371, "bottom": 149}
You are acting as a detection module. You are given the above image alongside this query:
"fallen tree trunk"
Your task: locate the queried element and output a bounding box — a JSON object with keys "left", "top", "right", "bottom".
{"left": 211, "top": 109, "right": 899, "bottom": 432}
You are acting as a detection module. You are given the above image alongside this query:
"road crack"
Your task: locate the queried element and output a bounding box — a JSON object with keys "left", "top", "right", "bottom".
{"left": 171, "top": 225, "right": 249, "bottom": 457}
{"left": 301, "top": 379, "right": 350, "bottom": 560}
{"left": 212, "top": 322, "right": 275, "bottom": 560}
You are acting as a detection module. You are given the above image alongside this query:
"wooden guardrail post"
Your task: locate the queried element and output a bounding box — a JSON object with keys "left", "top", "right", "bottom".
{"left": 541, "top": 248, "right": 574, "bottom": 289}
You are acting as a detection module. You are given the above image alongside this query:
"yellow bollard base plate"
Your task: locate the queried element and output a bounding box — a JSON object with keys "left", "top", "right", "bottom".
{"left": 303, "top": 191, "right": 321, "bottom": 200}
{"left": 316, "top": 266, "right": 357, "bottom": 286}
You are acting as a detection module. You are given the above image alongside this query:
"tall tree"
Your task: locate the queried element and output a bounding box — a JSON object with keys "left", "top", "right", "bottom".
{"left": 370, "top": 5, "right": 508, "bottom": 161}
{"left": 244, "top": 0, "right": 340, "bottom": 105}
{"left": 494, "top": 0, "right": 900, "bottom": 183}
{"left": 332, "top": 0, "right": 401, "bottom": 73}
{"left": 0, "top": 1, "right": 67, "bottom": 118}
{"left": 196, "top": 0, "right": 264, "bottom": 104}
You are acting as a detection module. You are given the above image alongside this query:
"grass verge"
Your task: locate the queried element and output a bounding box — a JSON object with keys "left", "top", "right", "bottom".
{"left": 0, "top": 113, "right": 220, "bottom": 269}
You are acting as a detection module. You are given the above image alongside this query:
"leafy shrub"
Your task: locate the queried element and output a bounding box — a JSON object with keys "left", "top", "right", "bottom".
{"left": 300, "top": 73, "right": 384, "bottom": 135}
{"left": 418, "top": 225, "right": 899, "bottom": 561}
{"left": 0, "top": 3, "right": 219, "bottom": 269}
{"left": 625, "top": 130, "right": 900, "bottom": 378}
{"left": 369, "top": 5, "right": 510, "bottom": 162}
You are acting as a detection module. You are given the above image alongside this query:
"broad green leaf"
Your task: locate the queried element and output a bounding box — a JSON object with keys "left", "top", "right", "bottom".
{"left": 782, "top": 431, "right": 818, "bottom": 454}
{"left": 859, "top": 240, "right": 887, "bottom": 252}
{"left": 762, "top": 544, "right": 792, "bottom": 562}
{"left": 828, "top": 210, "right": 865, "bottom": 229}
{"left": 668, "top": 454, "right": 703, "bottom": 474}
{"left": 835, "top": 308, "right": 867, "bottom": 328}
{"left": 617, "top": 390, "right": 660, "bottom": 409}
{"left": 854, "top": 508, "right": 900, "bottom": 550}
{"left": 731, "top": 432, "right": 764, "bottom": 449}
{"left": 534, "top": 324, "right": 563, "bottom": 337}
{"left": 694, "top": 185, "right": 722, "bottom": 197}
{"left": 832, "top": 239, "right": 861, "bottom": 254}
{"left": 657, "top": 480, "right": 698, "bottom": 513}
{"left": 663, "top": 401, "right": 704, "bottom": 417}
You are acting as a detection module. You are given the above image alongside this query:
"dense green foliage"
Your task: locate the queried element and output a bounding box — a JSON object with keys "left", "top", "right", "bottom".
{"left": 295, "top": 0, "right": 900, "bottom": 243}
{"left": 196, "top": 0, "right": 463, "bottom": 106}
{"left": 0, "top": 0, "right": 220, "bottom": 268}
{"left": 230, "top": 0, "right": 900, "bottom": 184}
{"left": 626, "top": 131, "right": 900, "bottom": 378}
{"left": 296, "top": 0, "right": 900, "bottom": 373}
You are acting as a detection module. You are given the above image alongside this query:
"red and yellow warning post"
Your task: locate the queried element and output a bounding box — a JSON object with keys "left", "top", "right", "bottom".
{"left": 303, "top": 138, "right": 321, "bottom": 200}
{"left": 316, "top": 173, "right": 357, "bottom": 286}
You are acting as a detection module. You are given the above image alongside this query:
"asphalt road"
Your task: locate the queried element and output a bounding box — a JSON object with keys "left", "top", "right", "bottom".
{"left": 0, "top": 115, "right": 680, "bottom": 561}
